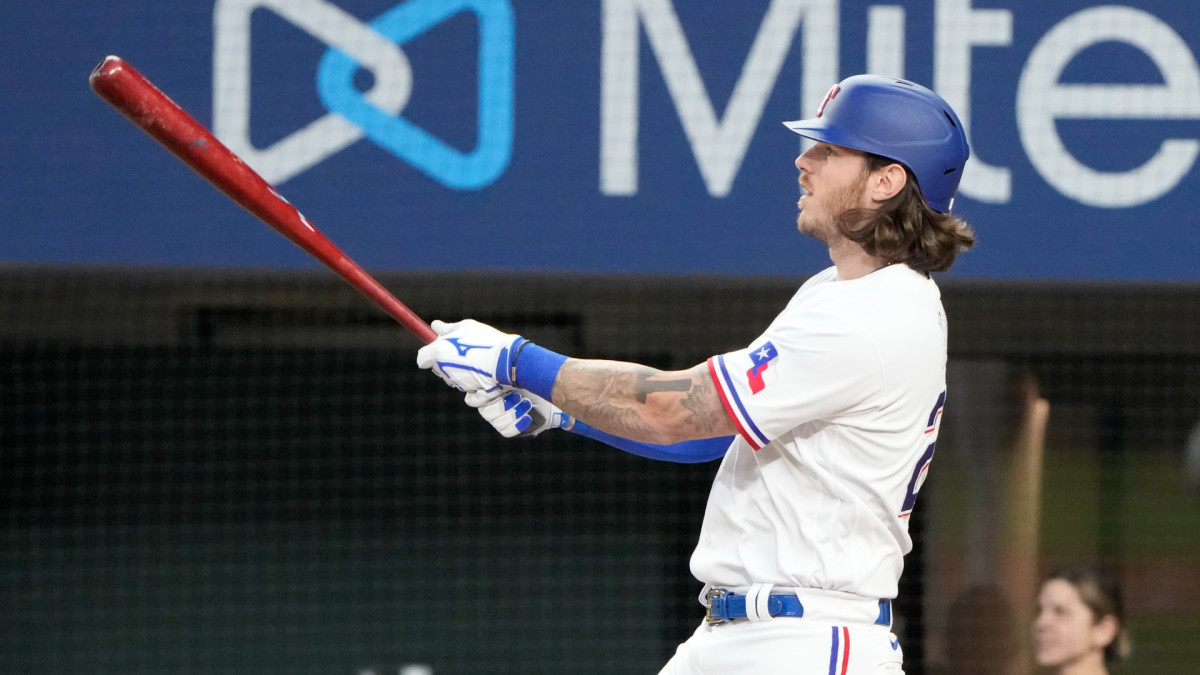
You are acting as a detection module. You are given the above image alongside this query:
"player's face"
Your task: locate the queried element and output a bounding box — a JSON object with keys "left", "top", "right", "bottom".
{"left": 1032, "top": 579, "right": 1112, "bottom": 670}
{"left": 793, "top": 142, "right": 872, "bottom": 244}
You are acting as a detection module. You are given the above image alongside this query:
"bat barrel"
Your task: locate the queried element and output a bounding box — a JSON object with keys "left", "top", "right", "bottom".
{"left": 90, "top": 55, "right": 437, "bottom": 344}
{"left": 90, "top": 56, "right": 296, "bottom": 242}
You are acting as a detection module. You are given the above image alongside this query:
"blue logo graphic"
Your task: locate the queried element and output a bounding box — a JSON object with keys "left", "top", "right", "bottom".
{"left": 316, "top": 0, "right": 515, "bottom": 189}
{"left": 447, "top": 337, "right": 489, "bottom": 356}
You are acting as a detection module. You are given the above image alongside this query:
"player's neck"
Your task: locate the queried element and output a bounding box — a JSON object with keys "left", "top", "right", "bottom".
{"left": 828, "top": 238, "right": 889, "bottom": 281}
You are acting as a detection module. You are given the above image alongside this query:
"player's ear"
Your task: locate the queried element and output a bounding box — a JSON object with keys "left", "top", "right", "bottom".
{"left": 870, "top": 162, "right": 907, "bottom": 203}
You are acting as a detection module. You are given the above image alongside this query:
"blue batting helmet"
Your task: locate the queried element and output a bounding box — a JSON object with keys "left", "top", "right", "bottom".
{"left": 784, "top": 75, "right": 969, "bottom": 213}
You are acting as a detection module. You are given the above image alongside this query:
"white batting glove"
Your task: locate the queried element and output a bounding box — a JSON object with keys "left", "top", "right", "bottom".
{"left": 415, "top": 319, "right": 525, "bottom": 394}
{"left": 465, "top": 387, "right": 575, "bottom": 438}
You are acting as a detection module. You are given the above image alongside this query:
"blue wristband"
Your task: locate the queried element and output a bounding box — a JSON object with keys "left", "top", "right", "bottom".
{"left": 512, "top": 342, "right": 568, "bottom": 401}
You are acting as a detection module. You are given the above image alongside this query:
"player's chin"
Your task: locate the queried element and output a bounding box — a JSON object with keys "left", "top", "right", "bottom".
{"left": 795, "top": 214, "right": 829, "bottom": 243}
{"left": 795, "top": 216, "right": 809, "bottom": 238}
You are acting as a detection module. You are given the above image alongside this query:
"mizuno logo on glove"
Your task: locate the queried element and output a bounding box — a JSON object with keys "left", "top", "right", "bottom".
{"left": 447, "top": 337, "right": 490, "bottom": 356}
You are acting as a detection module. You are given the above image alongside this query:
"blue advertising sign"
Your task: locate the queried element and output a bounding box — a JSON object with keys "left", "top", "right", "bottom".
{"left": 2, "top": 1, "right": 1198, "bottom": 279}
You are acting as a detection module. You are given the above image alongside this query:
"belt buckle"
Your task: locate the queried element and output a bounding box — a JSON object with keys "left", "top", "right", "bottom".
{"left": 704, "top": 587, "right": 730, "bottom": 625}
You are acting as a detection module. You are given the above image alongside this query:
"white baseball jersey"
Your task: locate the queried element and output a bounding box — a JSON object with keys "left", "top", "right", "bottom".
{"left": 697, "top": 263, "right": 947, "bottom": 601}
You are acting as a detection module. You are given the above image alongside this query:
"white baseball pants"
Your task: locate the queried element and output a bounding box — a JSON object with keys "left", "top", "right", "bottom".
{"left": 658, "top": 619, "right": 904, "bottom": 675}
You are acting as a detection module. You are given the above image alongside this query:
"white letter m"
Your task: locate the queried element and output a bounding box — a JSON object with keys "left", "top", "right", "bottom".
{"left": 601, "top": 0, "right": 838, "bottom": 197}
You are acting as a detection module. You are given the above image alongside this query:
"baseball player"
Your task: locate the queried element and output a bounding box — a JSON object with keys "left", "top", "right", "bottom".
{"left": 416, "top": 74, "right": 975, "bottom": 674}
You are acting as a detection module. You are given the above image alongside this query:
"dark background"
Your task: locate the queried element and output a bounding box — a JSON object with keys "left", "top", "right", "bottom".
{"left": 2, "top": 268, "right": 1199, "bottom": 673}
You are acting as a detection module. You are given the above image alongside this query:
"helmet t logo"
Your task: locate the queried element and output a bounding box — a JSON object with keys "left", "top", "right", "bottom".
{"left": 816, "top": 84, "right": 839, "bottom": 117}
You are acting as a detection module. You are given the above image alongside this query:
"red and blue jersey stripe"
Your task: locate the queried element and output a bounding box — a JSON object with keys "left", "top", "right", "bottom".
{"left": 708, "top": 354, "right": 771, "bottom": 450}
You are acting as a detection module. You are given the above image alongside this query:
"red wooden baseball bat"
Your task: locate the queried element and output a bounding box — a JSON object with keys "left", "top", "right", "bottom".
{"left": 89, "top": 55, "right": 437, "bottom": 344}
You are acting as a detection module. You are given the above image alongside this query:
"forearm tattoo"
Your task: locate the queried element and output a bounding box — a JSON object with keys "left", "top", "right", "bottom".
{"left": 634, "top": 373, "right": 690, "bottom": 403}
{"left": 554, "top": 360, "right": 729, "bottom": 443}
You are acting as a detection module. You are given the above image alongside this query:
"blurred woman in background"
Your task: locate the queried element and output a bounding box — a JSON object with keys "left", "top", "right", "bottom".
{"left": 1032, "top": 565, "right": 1131, "bottom": 674}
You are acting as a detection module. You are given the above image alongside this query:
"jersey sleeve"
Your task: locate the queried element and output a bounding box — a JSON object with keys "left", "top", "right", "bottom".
{"left": 706, "top": 312, "right": 885, "bottom": 450}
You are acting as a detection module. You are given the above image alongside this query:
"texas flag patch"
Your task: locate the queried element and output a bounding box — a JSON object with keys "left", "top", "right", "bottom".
{"left": 746, "top": 341, "right": 779, "bottom": 394}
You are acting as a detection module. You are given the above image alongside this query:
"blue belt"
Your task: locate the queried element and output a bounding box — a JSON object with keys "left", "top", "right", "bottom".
{"left": 704, "top": 588, "right": 892, "bottom": 626}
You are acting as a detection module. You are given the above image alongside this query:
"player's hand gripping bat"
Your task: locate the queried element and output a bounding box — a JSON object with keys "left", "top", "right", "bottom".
{"left": 88, "top": 55, "right": 437, "bottom": 343}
